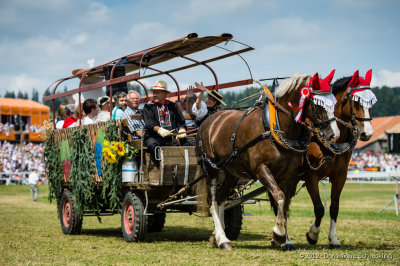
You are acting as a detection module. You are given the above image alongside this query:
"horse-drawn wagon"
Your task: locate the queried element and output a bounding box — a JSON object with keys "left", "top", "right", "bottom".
{"left": 43, "top": 33, "right": 255, "bottom": 242}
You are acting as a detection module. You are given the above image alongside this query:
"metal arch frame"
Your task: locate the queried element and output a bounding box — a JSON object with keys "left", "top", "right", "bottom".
{"left": 172, "top": 52, "right": 219, "bottom": 88}
{"left": 43, "top": 37, "right": 256, "bottom": 128}
{"left": 135, "top": 62, "right": 181, "bottom": 101}
{"left": 47, "top": 76, "right": 75, "bottom": 128}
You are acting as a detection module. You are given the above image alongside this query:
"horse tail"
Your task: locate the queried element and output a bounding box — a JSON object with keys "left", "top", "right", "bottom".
{"left": 193, "top": 173, "right": 209, "bottom": 215}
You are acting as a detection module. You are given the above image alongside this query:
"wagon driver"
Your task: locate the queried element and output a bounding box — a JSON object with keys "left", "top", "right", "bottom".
{"left": 143, "top": 80, "right": 187, "bottom": 161}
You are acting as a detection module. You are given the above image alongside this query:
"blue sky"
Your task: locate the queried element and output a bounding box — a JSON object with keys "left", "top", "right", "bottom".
{"left": 1, "top": 0, "right": 399, "bottom": 99}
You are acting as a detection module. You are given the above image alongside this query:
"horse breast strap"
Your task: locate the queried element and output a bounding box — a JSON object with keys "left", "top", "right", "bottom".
{"left": 261, "top": 84, "right": 287, "bottom": 149}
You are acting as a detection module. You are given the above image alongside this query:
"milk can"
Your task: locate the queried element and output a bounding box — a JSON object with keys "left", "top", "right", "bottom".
{"left": 121, "top": 159, "right": 138, "bottom": 183}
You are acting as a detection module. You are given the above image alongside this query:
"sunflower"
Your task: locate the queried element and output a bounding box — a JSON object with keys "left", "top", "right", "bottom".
{"left": 103, "top": 140, "right": 110, "bottom": 147}
{"left": 114, "top": 142, "right": 125, "bottom": 156}
{"left": 108, "top": 153, "right": 117, "bottom": 164}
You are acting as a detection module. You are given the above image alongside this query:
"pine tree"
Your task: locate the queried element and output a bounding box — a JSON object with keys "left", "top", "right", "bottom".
{"left": 32, "top": 88, "right": 39, "bottom": 102}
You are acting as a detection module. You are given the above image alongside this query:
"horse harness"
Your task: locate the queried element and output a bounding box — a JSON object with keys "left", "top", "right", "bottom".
{"left": 306, "top": 85, "right": 370, "bottom": 170}
{"left": 198, "top": 81, "right": 333, "bottom": 177}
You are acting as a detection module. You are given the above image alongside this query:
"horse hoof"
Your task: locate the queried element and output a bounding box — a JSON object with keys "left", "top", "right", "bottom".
{"left": 209, "top": 235, "right": 218, "bottom": 248}
{"left": 281, "top": 243, "right": 296, "bottom": 251}
{"left": 270, "top": 239, "right": 279, "bottom": 247}
{"left": 306, "top": 232, "right": 318, "bottom": 245}
{"left": 220, "top": 243, "right": 232, "bottom": 250}
{"left": 329, "top": 243, "right": 341, "bottom": 249}
{"left": 272, "top": 231, "right": 286, "bottom": 246}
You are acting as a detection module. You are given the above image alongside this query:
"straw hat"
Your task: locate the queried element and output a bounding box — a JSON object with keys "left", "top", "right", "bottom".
{"left": 97, "top": 96, "right": 110, "bottom": 107}
{"left": 149, "top": 80, "right": 171, "bottom": 93}
{"left": 206, "top": 89, "right": 226, "bottom": 106}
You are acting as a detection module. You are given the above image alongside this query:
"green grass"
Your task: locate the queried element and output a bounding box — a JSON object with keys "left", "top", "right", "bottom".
{"left": 0, "top": 183, "right": 399, "bottom": 265}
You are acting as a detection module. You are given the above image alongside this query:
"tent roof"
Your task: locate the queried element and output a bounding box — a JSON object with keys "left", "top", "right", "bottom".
{"left": 354, "top": 115, "right": 400, "bottom": 149}
{"left": 0, "top": 98, "right": 50, "bottom": 115}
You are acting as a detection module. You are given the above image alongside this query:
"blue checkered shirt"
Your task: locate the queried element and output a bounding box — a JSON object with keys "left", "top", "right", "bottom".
{"left": 121, "top": 106, "right": 145, "bottom": 139}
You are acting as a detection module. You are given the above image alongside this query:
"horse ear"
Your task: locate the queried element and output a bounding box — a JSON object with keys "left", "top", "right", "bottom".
{"left": 365, "top": 69, "right": 372, "bottom": 84}
{"left": 324, "top": 69, "right": 335, "bottom": 84}
{"left": 349, "top": 70, "right": 359, "bottom": 87}
{"left": 310, "top": 73, "right": 320, "bottom": 90}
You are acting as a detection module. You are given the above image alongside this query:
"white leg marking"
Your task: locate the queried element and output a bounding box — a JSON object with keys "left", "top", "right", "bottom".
{"left": 218, "top": 204, "right": 225, "bottom": 230}
{"left": 209, "top": 179, "right": 230, "bottom": 247}
{"left": 362, "top": 107, "right": 373, "bottom": 137}
{"left": 328, "top": 219, "right": 340, "bottom": 246}
{"left": 308, "top": 223, "right": 321, "bottom": 242}
{"left": 273, "top": 199, "right": 286, "bottom": 237}
{"left": 328, "top": 111, "right": 340, "bottom": 142}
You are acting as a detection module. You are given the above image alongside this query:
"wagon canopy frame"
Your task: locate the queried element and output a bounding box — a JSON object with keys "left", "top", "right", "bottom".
{"left": 43, "top": 33, "right": 254, "bottom": 127}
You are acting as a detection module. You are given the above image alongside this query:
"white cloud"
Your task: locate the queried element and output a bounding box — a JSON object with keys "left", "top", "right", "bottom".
{"left": 0, "top": 74, "right": 52, "bottom": 96}
{"left": 371, "top": 69, "right": 400, "bottom": 87}
{"left": 83, "top": 1, "right": 111, "bottom": 25}
{"left": 170, "top": 0, "right": 265, "bottom": 22}
{"left": 126, "top": 22, "right": 180, "bottom": 48}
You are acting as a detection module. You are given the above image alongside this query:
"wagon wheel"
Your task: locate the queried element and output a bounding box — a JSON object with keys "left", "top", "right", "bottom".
{"left": 59, "top": 190, "right": 82, "bottom": 235}
{"left": 121, "top": 191, "right": 147, "bottom": 242}
{"left": 147, "top": 212, "right": 166, "bottom": 233}
{"left": 224, "top": 204, "right": 243, "bottom": 240}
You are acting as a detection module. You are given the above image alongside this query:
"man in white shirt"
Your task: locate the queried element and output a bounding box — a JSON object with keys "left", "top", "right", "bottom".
{"left": 28, "top": 169, "right": 40, "bottom": 201}
{"left": 191, "top": 82, "right": 226, "bottom": 126}
{"left": 82, "top": 99, "right": 98, "bottom": 125}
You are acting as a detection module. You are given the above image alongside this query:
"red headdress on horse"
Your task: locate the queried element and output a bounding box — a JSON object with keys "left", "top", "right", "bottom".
{"left": 289, "top": 70, "right": 337, "bottom": 122}
{"left": 348, "top": 69, "right": 377, "bottom": 108}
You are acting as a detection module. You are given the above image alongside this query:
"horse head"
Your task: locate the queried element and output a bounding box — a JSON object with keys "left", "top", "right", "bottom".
{"left": 284, "top": 72, "right": 340, "bottom": 143}
{"left": 334, "top": 69, "right": 376, "bottom": 141}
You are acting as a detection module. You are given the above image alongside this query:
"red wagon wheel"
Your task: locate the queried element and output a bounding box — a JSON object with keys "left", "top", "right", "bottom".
{"left": 123, "top": 202, "right": 135, "bottom": 234}
{"left": 59, "top": 190, "right": 82, "bottom": 235}
{"left": 62, "top": 200, "right": 72, "bottom": 227}
{"left": 121, "top": 191, "right": 147, "bottom": 242}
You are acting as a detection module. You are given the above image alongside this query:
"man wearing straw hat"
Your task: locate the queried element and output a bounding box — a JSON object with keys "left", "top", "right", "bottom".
{"left": 143, "top": 80, "right": 187, "bottom": 161}
{"left": 192, "top": 82, "right": 226, "bottom": 126}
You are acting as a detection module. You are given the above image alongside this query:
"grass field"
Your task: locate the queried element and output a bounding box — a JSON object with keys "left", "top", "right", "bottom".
{"left": 0, "top": 183, "right": 399, "bottom": 265}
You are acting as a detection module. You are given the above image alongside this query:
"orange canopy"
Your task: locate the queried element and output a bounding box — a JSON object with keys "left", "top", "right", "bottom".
{"left": 0, "top": 98, "right": 49, "bottom": 116}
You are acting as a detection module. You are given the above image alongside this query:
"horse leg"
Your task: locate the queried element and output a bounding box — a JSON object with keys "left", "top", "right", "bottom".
{"left": 328, "top": 173, "right": 346, "bottom": 249}
{"left": 305, "top": 175, "right": 325, "bottom": 245}
{"left": 256, "top": 165, "right": 286, "bottom": 245}
{"left": 281, "top": 182, "right": 298, "bottom": 251}
{"left": 209, "top": 177, "right": 232, "bottom": 250}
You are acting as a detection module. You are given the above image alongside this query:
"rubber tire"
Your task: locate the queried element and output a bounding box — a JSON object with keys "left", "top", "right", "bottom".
{"left": 224, "top": 204, "right": 243, "bottom": 240}
{"left": 147, "top": 212, "right": 166, "bottom": 233}
{"left": 59, "top": 190, "right": 82, "bottom": 235}
{"left": 121, "top": 191, "right": 147, "bottom": 242}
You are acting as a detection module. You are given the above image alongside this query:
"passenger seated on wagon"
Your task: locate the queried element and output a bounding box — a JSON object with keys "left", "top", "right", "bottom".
{"left": 191, "top": 82, "right": 226, "bottom": 126}
{"left": 62, "top": 104, "right": 78, "bottom": 128}
{"left": 96, "top": 96, "right": 111, "bottom": 122}
{"left": 121, "top": 90, "right": 145, "bottom": 140}
{"left": 143, "top": 80, "right": 188, "bottom": 161}
{"left": 112, "top": 92, "right": 127, "bottom": 120}
{"left": 82, "top": 99, "right": 98, "bottom": 125}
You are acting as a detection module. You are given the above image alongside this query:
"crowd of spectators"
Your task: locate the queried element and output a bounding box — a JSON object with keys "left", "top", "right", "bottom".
{"left": 0, "top": 141, "right": 46, "bottom": 184}
{"left": 0, "top": 123, "right": 41, "bottom": 135}
{"left": 350, "top": 152, "right": 400, "bottom": 172}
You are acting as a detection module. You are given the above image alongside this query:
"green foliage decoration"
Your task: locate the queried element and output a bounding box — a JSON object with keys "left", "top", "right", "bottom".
{"left": 69, "top": 127, "right": 102, "bottom": 219}
{"left": 43, "top": 131, "right": 63, "bottom": 210}
{"left": 101, "top": 121, "right": 123, "bottom": 213}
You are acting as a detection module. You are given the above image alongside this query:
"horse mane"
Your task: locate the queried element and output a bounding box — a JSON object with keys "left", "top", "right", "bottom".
{"left": 274, "top": 75, "right": 311, "bottom": 98}
{"left": 332, "top": 76, "right": 351, "bottom": 95}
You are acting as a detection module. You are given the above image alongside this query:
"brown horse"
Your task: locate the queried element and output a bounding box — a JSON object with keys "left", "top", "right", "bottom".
{"left": 302, "top": 69, "right": 376, "bottom": 248}
{"left": 196, "top": 74, "right": 341, "bottom": 250}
